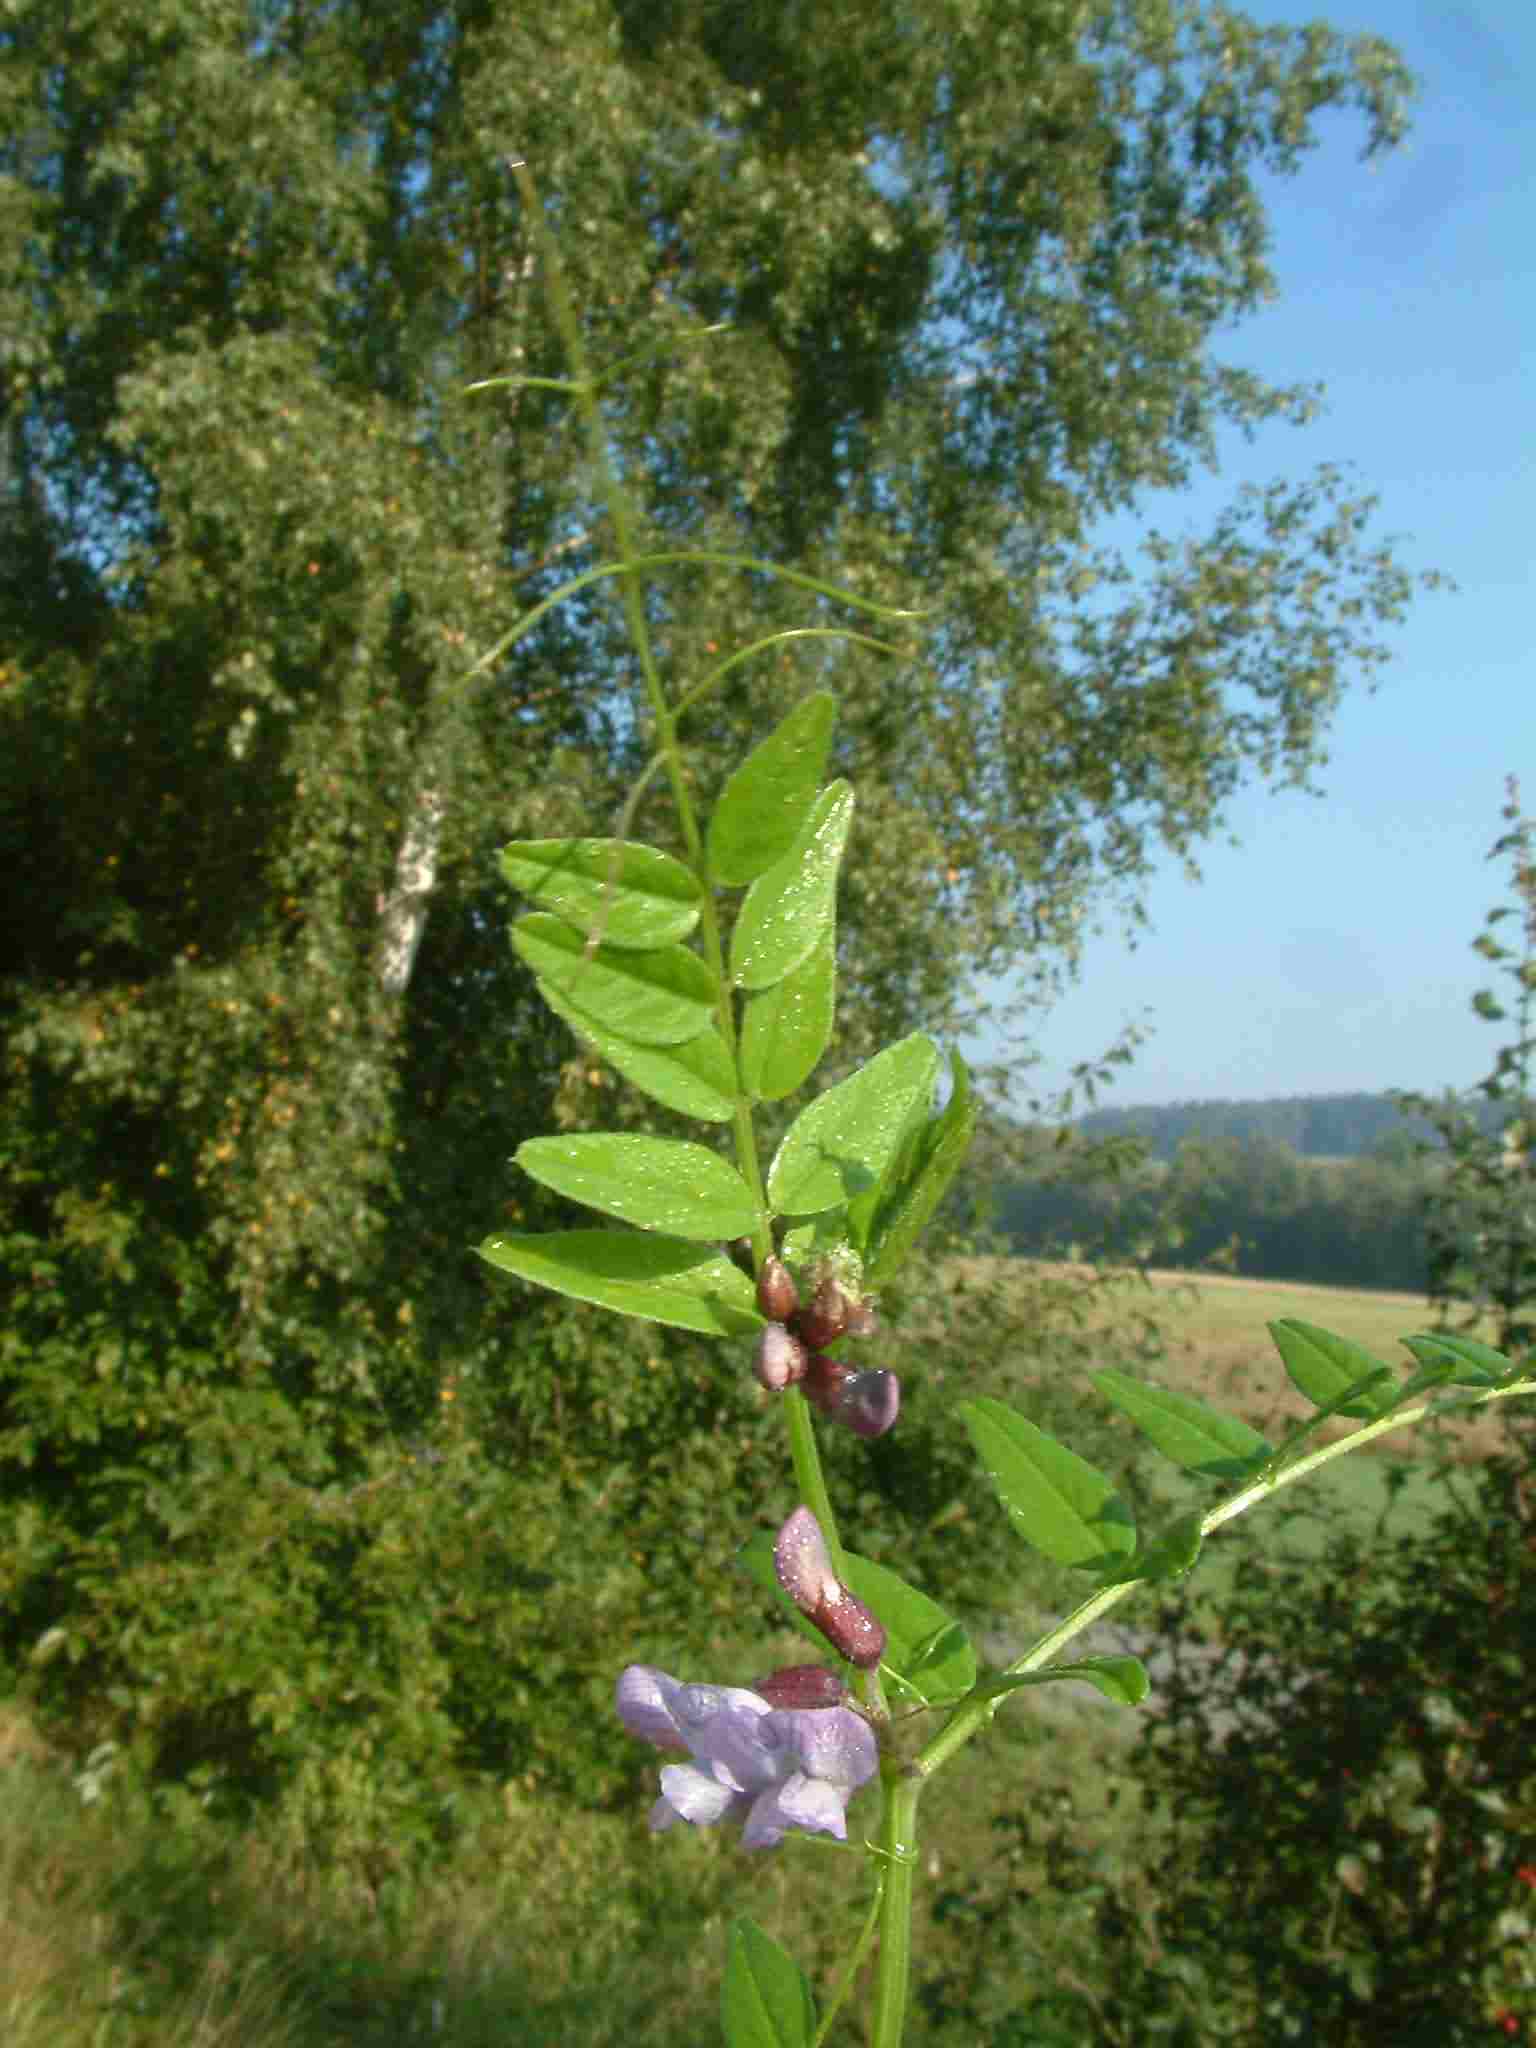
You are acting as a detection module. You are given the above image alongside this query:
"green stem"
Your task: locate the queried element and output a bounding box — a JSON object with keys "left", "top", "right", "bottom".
{"left": 461, "top": 553, "right": 926, "bottom": 689}
{"left": 509, "top": 164, "right": 696, "bottom": 853}
{"left": 868, "top": 1771, "right": 922, "bottom": 2048}
{"left": 786, "top": 1388, "right": 843, "bottom": 1571}
{"left": 812, "top": 1866, "right": 886, "bottom": 2048}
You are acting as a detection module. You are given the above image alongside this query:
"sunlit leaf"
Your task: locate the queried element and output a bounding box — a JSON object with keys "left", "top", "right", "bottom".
{"left": 959, "top": 1396, "right": 1137, "bottom": 1575}
{"left": 1093, "top": 1370, "right": 1272, "bottom": 1480}
{"left": 536, "top": 973, "right": 736, "bottom": 1122}
{"left": 499, "top": 837, "right": 702, "bottom": 947}
{"left": 859, "top": 1048, "right": 977, "bottom": 1286}
{"left": 515, "top": 1135, "right": 759, "bottom": 1240}
{"left": 722, "top": 1918, "right": 816, "bottom": 2048}
{"left": 729, "top": 783, "right": 853, "bottom": 992}
{"left": 842, "top": 1553, "right": 975, "bottom": 1702}
{"left": 513, "top": 913, "right": 717, "bottom": 1045}
{"left": 768, "top": 1032, "right": 940, "bottom": 1217}
{"left": 968, "top": 1654, "right": 1150, "bottom": 1708}
{"left": 706, "top": 692, "right": 836, "bottom": 886}
{"left": 738, "top": 932, "right": 836, "bottom": 1101}
{"left": 1104, "top": 1509, "right": 1206, "bottom": 1585}
{"left": 1396, "top": 1332, "right": 1501, "bottom": 1387}
{"left": 477, "top": 1228, "right": 760, "bottom": 1336}
{"left": 1268, "top": 1319, "right": 1398, "bottom": 1418}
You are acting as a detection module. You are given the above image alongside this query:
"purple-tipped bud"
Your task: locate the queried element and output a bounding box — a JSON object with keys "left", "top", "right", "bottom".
{"left": 754, "top": 1663, "right": 848, "bottom": 1711}
{"left": 837, "top": 1368, "right": 901, "bottom": 1439}
{"left": 795, "top": 1272, "right": 850, "bottom": 1351}
{"left": 754, "top": 1323, "right": 808, "bottom": 1392}
{"left": 756, "top": 1255, "right": 799, "bottom": 1324}
{"left": 773, "top": 1507, "right": 887, "bottom": 1671}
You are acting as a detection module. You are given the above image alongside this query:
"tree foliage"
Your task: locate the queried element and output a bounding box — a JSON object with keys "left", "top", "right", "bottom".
{"left": 0, "top": 0, "right": 1443, "bottom": 1834}
{"left": 995, "top": 1128, "right": 1441, "bottom": 1290}
{"left": 1072, "top": 1087, "right": 1509, "bottom": 1163}
{"left": 1391, "top": 778, "right": 1536, "bottom": 1366}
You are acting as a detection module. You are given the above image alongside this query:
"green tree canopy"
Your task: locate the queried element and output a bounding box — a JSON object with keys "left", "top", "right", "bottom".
{"left": 1, "top": 0, "right": 1435, "bottom": 1445}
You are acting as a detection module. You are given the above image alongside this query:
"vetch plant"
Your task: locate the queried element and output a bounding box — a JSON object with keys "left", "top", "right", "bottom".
{"left": 470, "top": 168, "right": 1536, "bottom": 2047}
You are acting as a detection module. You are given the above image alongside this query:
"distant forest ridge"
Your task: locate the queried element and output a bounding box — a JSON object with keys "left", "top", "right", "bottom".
{"left": 1064, "top": 1089, "right": 1511, "bottom": 1163}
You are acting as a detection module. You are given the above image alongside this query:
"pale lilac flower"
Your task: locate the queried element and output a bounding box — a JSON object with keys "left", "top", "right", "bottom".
{"left": 615, "top": 1664, "right": 878, "bottom": 1850}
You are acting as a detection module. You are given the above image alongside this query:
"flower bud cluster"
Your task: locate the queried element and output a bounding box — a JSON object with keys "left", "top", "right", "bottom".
{"left": 750, "top": 1255, "right": 900, "bottom": 1438}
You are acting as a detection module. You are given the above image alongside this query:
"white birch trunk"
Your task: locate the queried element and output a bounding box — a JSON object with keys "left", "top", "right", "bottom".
{"left": 375, "top": 785, "right": 446, "bottom": 996}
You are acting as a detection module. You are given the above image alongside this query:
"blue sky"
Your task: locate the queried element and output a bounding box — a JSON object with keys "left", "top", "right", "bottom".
{"left": 978, "top": 0, "right": 1535, "bottom": 1116}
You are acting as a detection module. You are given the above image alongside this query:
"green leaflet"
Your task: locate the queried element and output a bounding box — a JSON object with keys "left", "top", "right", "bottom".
{"left": 1267, "top": 1318, "right": 1399, "bottom": 1419}
{"left": 738, "top": 931, "right": 836, "bottom": 1101}
{"left": 967, "top": 1655, "right": 1150, "bottom": 1709}
{"left": 499, "top": 837, "right": 702, "bottom": 947}
{"left": 1396, "top": 1332, "right": 1501, "bottom": 1388}
{"left": 535, "top": 972, "right": 736, "bottom": 1122}
{"left": 857, "top": 1047, "right": 977, "bottom": 1287}
{"left": 722, "top": 1919, "right": 816, "bottom": 2048}
{"left": 1092, "top": 1369, "right": 1272, "bottom": 1481}
{"left": 767, "top": 1031, "right": 941, "bottom": 1217}
{"left": 706, "top": 691, "right": 836, "bottom": 887}
{"left": 512, "top": 912, "right": 716, "bottom": 1045}
{"left": 959, "top": 1396, "right": 1137, "bottom": 1577}
{"left": 843, "top": 1551, "right": 976, "bottom": 1704}
{"left": 729, "top": 782, "right": 853, "bottom": 993}
{"left": 1104, "top": 1509, "right": 1206, "bottom": 1586}
{"left": 515, "top": 1135, "right": 760, "bottom": 1242}
{"left": 476, "top": 1228, "right": 761, "bottom": 1336}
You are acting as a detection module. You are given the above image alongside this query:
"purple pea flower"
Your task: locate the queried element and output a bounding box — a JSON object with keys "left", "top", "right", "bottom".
{"left": 615, "top": 1664, "right": 879, "bottom": 1851}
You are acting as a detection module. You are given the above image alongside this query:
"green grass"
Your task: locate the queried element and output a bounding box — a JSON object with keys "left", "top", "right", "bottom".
{"left": 0, "top": 1690, "right": 1159, "bottom": 2048}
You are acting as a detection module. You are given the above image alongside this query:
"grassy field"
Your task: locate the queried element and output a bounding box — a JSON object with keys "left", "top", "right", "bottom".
{"left": 2, "top": 1264, "right": 1520, "bottom": 2046}
{"left": 1007, "top": 1256, "right": 1505, "bottom": 1455}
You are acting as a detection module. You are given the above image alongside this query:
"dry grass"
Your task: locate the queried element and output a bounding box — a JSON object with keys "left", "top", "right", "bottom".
{"left": 994, "top": 1258, "right": 1513, "bottom": 1460}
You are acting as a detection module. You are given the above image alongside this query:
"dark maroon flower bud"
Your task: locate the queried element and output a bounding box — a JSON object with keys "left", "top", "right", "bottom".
{"left": 756, "top": 1255, "right": 799, "bottom": 1324}
{"left": 837, "top": 1369, "right": 901, "bottom": 1439}
{"left": 802, "top": 1350, "right": 851, "bottom": 1416}
{"left": 754, "top": 1663, "right": 848, "bottom": 1711}
{"left": 754, "top": 1323, "right": 808, "bottom": 1392}
{"left": 803, "top": 1355, "right": 900, "bottom": 1437}
{"left": 795, "top": 1272, "right": 851, "bottom": 1350}
{"left": 773, "top": 1507, "right": 888, "bottom": 1671}
{"left": 726, "top": 1236, "right": 756, "bottom": 1279}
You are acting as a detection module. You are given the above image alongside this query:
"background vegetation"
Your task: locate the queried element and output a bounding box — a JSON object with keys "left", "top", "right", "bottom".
{"left": 2, "top": 1, "right": 1532, "bottom": 2041}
